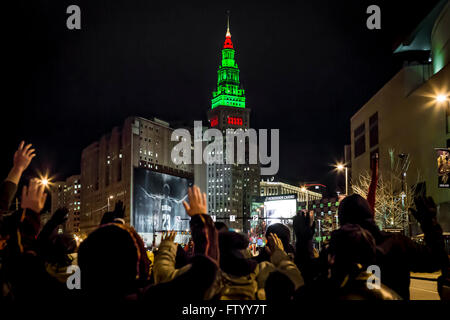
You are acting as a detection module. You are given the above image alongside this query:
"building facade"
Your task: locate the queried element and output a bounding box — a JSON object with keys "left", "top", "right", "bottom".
{"left": 80, "top": 116, "right": 193, "bottom": 235}
{"left": 298, "top": 196, "right": 341, "bottom": 250}
{"left": 350, "top": 1, "right": 450, "bottom": 233}
{"left": 50, "top": 175, "right": 81, "bottom": 235}
{"left": 260, "top": 180, "right": 322, "bottom": 202}
{"left": 206, "top": 20, "right": 260, "bottom": 232}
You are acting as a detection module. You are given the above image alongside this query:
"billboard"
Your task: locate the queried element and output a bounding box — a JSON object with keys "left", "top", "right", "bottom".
{"left": 437, "top": 148, "right": 450, "bottom": 188}
{"left": 249, "top": 194, "right": 297, "bottom": 246}
{"left": 264, "top": 194, "right": 298, "bottom": 226}
{"left": 133, "top": 168, "right": 193, "bottom": 246}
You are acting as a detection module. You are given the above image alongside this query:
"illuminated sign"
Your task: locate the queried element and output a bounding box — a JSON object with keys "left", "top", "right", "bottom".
{"left": 227, "top": 116, "right": 242, "bottom": 126}
{"left": 210, "top": 116, "right": 218, "bottom": 127}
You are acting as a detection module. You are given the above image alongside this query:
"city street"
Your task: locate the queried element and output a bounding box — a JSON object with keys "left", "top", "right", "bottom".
{"left": 410, "top": 272, "right": 441, "bottom": 300}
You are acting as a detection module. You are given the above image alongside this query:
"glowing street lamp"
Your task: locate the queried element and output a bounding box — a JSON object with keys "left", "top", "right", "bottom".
{"left": 37, "top": 173, "right": 53, "bottom": 188}
{"left": 335, "top": 163, "right": 349, "bottom": 195}
{"left": 435, "top": 94, "right": 450, "bottom": 133}
{"left": 301, "top": 186, "right": 309, "bottom": 210}
{"left": 107, "top": 195, "right": 114, "bottom": 211}
{"left": 436, "top": 94, "right": 448, "bottom": 103}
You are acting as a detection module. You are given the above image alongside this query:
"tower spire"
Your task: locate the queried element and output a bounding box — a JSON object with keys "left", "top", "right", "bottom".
{"left": 226, "top": 10, "right": 231, "bottom": 38}
{"left": 223, "top": 10, "right": 233, "bottom": 49}
{"left": 212, "top": 12, "right": 245, "bottom": 109}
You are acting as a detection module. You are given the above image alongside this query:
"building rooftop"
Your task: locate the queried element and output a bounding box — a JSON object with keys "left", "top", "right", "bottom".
{"left": 394, "top": 0, "right": 447, "bottom": 54}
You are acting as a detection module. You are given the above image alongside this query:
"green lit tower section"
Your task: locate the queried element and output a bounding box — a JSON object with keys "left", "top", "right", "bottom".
{"left": 211, "top": 20, "right": 246, "bottom": 109}
{"left": 206, "top": 16, "right": 259, "bottom": 234}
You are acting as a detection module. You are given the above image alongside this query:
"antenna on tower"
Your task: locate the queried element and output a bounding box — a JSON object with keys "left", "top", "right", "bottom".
{"left": 226, "top": 10, "right": 231, "bottom": 37}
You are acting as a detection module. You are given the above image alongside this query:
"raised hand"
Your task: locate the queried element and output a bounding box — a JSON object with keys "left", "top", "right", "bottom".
{"left": 113, "top": 200, "right": 125, "bottom": 219}
{"left": 14, "top": 141, "right": 36, "bottom": 172}
{"left": 410, "top": 196, "right": 438, "bottom": 228}
{"left": 6, "top": 141, "right": 36, "bottom": 185}
{"left": 161, "top": 230, "right": 177, "bottom": 242}
{"left": 182, "top": 185, "right": 207, "bottom": 217}
{"left": 21, "top": 178, "right": 47, "bottom": 214}
{"left": 266, "top": 232, "right": 284, "bottom": 255}
{"left": 293, "top": 209, "right": 316, "bottom": 241}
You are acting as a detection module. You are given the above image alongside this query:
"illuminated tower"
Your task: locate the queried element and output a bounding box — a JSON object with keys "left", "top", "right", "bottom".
{"left": 206, "top": 14, "right": 260, "bottom": 232}
{"left": 211, "top": 17, "right": 246, "bottom": 110}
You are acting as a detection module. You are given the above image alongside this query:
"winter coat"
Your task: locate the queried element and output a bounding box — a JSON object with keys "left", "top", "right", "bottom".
{"left": 153, "top": 214, "right": 304, "bottom": 300}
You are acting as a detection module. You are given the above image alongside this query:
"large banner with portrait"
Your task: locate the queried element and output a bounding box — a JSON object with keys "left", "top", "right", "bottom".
{"left": 437, "top": 148, "right": 450, "bottom": 188}
{"left": 132, "top": 168, "right": 193, "bottom": 246}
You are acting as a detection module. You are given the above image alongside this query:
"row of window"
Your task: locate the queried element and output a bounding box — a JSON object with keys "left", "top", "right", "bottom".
{"left": 354, "top": 112, "right": 379, "bottom": 159}
{"left": 140, "top": 124, "right": 159, "bottom": 133}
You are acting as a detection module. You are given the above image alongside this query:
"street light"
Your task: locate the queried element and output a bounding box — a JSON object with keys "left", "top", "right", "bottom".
{"left": 301, "top": 186, "right": 309, "bottom": 210}
{"left": 435, "top": 94, "right": 450, "bottom": 133}
{"left": 336, "top": 163, "right": 349, "bottom": 195}
{"left": 436, "top": 94, "right": 448, "bottom": 103}
{"left": 37, "top": 174, "right": 53, "bottom": 189}
{"left": 107, "top": 195, "right": 114, "bottom": 211}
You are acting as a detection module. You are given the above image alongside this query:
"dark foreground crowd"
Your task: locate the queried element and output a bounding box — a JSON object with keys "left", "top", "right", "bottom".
{"left": 1, "top": 141, "right": 449, "bottom": 304}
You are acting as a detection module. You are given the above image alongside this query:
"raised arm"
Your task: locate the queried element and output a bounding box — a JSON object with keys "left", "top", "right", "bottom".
{"left": 267, "top": 233, "right": 304, "bottom": 290}
{"left": 154, "top": 185, "right": 218, "bottom": 284}
{"left": 407, "top": 196, "right": 449, "bottom": 272}
{"left": 1, "top": 141, "right": 36, "bottom": 211}
{"left": 293, "top": 210, "right": 317, "bottom": 284}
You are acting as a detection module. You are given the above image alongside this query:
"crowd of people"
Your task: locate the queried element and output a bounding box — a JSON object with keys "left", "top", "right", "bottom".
{"left": 0, "top": 141, "right": 449, "bottom": 304}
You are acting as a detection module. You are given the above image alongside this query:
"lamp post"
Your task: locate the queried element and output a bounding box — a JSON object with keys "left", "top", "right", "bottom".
{"left": 336, "top": 163, "right": 349, "bottom": 195}
{"left": 301, "top": 186, "right": 309, "bottom": 210}
{"left": 435, "top": 94, "right": 449, "bottom": 133}
{"left": 107, "top": 195, "right": 114, "bottom": 211}
{"left": 398, "top": 153, "right": 409, "bottom": 237}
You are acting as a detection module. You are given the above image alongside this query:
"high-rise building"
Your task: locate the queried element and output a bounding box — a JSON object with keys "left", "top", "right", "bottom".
{"left": 50, "top": 175, "right": 81, "bottom": 235}
{"left": 206, "top": 17, "right": 260, "bottom": 232}
{"left": 80, "top": 117, "right": 193, "bottom": 235}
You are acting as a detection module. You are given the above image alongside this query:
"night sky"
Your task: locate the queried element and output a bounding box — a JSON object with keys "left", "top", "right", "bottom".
{"left": 2, "top": 0, "right": 440, "bottom": 196}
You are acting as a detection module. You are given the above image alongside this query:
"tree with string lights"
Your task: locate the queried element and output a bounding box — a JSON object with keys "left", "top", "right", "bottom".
{"left": 352, "top": 148, "right": 418, "bottom": 234}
